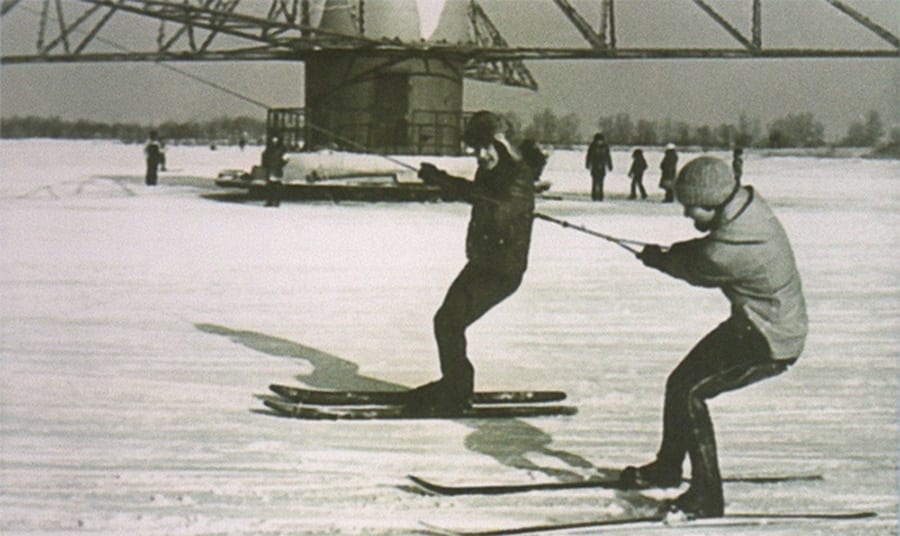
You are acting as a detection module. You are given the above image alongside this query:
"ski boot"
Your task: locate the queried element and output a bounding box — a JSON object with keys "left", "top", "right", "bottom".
{"left": 619, "top": 461, "right": 682, "bottom": 489}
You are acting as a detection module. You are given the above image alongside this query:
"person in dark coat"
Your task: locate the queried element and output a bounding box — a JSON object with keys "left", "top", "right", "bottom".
{"left": 627, "top": 148, "right": 649, "bottom": 200}
{"left": 621, "top": 156, "right": 807, "bottom": 519}
{"left": 262, "top": 135, "right": 286, "bottom": 207}
{"left": 144, "top": 130, "right": 162, "bottom": 186}
{"left": 585, "top": 132, "right": 613, "bottom": 201}
{"left": 659, "top": 143, "right": 678, "bottom": 203}
{"left": 519, "top": 138, "right": 552, "bottom": 193}
{"left": 732, "top": 146, "right": 744, "bottom": 185}
{"left": 409, "top": 111, "right": 539, "bottom": 415}
{"left": 519, "top": 138, "right": 549, "bottom": 182}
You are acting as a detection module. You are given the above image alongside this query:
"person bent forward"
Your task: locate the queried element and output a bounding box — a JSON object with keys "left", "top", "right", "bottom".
{"left": 621, "top": 156, "right": 808, "bottom": 519}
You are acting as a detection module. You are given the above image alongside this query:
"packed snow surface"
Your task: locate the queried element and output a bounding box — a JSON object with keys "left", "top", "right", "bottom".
{"left": 1, "top": 139, "right": 897, "bottom": 534}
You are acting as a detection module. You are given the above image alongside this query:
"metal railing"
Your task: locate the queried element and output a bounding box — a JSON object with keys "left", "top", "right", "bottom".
{"left": 266, "top": 107, "right": 465, "bottom": 156}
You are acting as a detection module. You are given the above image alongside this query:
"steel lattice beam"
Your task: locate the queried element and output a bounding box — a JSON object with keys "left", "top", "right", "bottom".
{"left": 2, "top": 0, "right": 897, "bottom": 64}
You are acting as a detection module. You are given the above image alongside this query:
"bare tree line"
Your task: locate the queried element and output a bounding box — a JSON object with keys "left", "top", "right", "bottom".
{"left": 504, "top": 109, "right": 894, "bottom": 152}
{"left": 0, "top": 115, "right": 266, "bottom": 145}
{"left": 1, "top": 109, "right": 896, "bottom": 156}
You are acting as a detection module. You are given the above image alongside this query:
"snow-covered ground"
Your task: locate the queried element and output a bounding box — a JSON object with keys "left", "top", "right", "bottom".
{"left": 1, "top": 139, "right": 897, "bottom": 534}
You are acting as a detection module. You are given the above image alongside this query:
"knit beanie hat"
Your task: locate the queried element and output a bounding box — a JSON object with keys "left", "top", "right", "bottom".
{"left": 675, "top": 156, "right": 736, "bottom": 206}
{"left": 463, "top": 111, "right": 505, "bottom": 148}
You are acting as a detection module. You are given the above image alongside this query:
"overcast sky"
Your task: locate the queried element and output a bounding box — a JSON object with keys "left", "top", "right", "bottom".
{"left": 1, "top": 0, "right": 897, "bottom": 141}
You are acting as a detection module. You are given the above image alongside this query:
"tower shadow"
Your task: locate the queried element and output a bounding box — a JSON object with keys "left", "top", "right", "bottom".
{"left": 196, "top": 322, "right": 611, "bottom": 482}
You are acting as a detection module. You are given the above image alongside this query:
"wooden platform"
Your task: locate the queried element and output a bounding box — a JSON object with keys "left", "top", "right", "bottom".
{"left": 215, "top": 178, "right": 444, "bottom": 202}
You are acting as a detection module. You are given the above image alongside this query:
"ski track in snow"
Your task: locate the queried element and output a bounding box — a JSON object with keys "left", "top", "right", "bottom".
{"left": 1, "top": 139, "right": 897, "bottom": 534}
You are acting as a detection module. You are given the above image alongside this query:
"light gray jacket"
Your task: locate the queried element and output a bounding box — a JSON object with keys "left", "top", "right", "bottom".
{"left": 656, "top": 187, "right": 807, "bottom": 359}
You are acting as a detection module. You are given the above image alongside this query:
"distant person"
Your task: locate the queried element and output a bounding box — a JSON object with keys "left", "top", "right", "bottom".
{"left": 144, "top": 130, "right": 162, "bottom": 186}
{"left": 627, "top": 148, "right": 648, "bottom": 200}
{"left": 732, "top": 146, "right": 744, "bottom": 184}
{"left": 158, "top": 139, "right": 167, "bottom": 172}
{"left": 239, "top": 132, "right": 248, "bottom": 151}
{"left": 519, "top": 138, "right": 549, "bottom": 182}
{"left": 262, "top": 135, "right": 287, "bottom": 207}
{"left": 659, "top": 143, "right": 678, "bottom": 203}
{"left": 620, "top": 156, "right": 807, "bottom": 519}
{"left": 409, "top": 111, "right": 540, "bottom": 415}
{"left": 519, "top": 138, "right": 551, "bottom": 193}
{"left": 585, "top": 132, "right": 613, "bottom": 201}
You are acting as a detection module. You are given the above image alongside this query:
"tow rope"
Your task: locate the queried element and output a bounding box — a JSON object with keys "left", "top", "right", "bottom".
{"left": 533, "top": 212, "right": 648, "bottom": 254}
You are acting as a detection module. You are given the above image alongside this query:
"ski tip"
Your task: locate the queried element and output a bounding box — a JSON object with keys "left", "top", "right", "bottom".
{"left": 849, "top": 511, "right": 878, "bottom": 519}
{"left": 268, "top": 383, "right": 293, "bottom": 397}
{"left": 407, "top": 474, "right": 445, "bottom": 494}
{"left": 418, "top": 521, "right": 461, "bottom": 536}
{"left": 262, "top": 398, "right": 294, "bottom": 416}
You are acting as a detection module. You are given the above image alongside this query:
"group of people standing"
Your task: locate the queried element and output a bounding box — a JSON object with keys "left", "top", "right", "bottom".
{"left": 414, "top": 112, "right": 806, "bottom": 521}
{"left": 143, "top": 129, "right": 288, "bottom": 208}
{"left": 586, "top": 133, "right": 743, "bottom": 203}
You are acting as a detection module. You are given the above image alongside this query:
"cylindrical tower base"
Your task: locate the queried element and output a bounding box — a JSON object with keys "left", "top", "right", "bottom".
{"left": 304, "top": 54, "right": 465, "bottom": 155}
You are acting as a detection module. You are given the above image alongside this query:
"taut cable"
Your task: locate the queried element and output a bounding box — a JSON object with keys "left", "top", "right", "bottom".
{"left": 533, "top": 212, "right": 648, "bottom": 254}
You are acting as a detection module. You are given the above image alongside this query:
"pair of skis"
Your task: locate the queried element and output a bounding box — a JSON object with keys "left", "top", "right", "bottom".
{"left": 421, "top": 511, "right": 878, "bottom": 535}
{"left": 408, "top": 475, "right": 874, "bottom": 534}
{"left": 261, "top": 385, "right": 877, "bottom": 532}
{"left": 263, "top": 384, "right": 577, "bottom": 420}
{"left": 408, "top": 474, "right": 874, "bottom": 533}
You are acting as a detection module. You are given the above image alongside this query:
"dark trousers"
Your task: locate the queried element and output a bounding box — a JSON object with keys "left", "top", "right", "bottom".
{"left": 630, "top": 173, "right": 647, "bottom": 199}
{"left": 591, "top": 172, "right": 606, "bottom": 201}
{"left": 662, "top": 187, "right": 675, "bottom": 203}
{"left": 434, "top": 262, "right": 523, "bottom": 394}
{"left": 265, "top": 179, "right": 282, "bottom": 207}
{"left": 145, "top": 161, "right": 159, "bottom": 186}
{"left": 656, "top": 318, "right": 794, "bottom": 500}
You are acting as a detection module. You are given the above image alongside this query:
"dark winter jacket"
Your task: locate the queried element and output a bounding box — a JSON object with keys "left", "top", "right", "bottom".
{"left": 652, "top": 187, "right": 807, "bottom": 359}
{"left": 733, "top": 156, "right": 744, "bottom": 183}
{"left": 263, "top": 141, "right": 287, "bottom": 178}
{"left": 425, "top": 149, "right": 535, "bottom": 275}
{"left": 145, "top": 140, "right": 162, "bottom": 165}
{"left": 585, "top": 141, "right": 613, "bottom": 175}
{"left": 659, "top": 149, "right": 678, "bottom": 188}
{"left": 629, "top": 154, "right": 648, "bottom": 177}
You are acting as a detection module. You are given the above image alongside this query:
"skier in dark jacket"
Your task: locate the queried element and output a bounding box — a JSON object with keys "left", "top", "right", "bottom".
{"left": 586, "top": 133, "right": 613, "bottom": 201}
{"left": 628, "top": 148, "right": 648, "bottom": 200}
{"left": 408, "top": 111, "right": 538, "bottom": 415}
{"left": 659, "top": 143, "right": 678, "bottom": 202}
{"left": 620, "top": 156, "right": 807, "bottom": 519}
{"left": 144, "top": 130, "right": 162, "bottom": 186}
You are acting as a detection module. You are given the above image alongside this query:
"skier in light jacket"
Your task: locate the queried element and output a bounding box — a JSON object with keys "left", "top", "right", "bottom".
{"left": 621, "top": 156, "right": 807, "bottom": 519}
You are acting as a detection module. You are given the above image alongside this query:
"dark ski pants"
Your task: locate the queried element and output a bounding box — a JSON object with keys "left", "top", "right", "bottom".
{"left": 591, "top": 172, "right": 606, "bottom": 201}
{"left": 434, "top": 262, "right": 523, "bottom": 395}
{"left": 655, "top": 317, "right": 795, "bottom": 501}
{"left": 630, "top": 174, "right": 647, "bottom": 199}
{"left": 145, "top": 161, "right": 159, "bottom": 186}
{"left": 265, "top": 179, "right": 282, "bottom": 207}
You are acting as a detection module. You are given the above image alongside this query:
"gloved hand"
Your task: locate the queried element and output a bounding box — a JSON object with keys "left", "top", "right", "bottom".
{"left": 418, "top": 163, "right": 444, "bottom": 184}
{"left": 637, "top": 244, "right": 665, "bottom": 268}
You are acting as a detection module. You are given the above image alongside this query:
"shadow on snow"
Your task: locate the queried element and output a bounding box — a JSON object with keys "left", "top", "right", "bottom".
{"left": 195, "top": 322, "right": 621, "bottom": 485}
